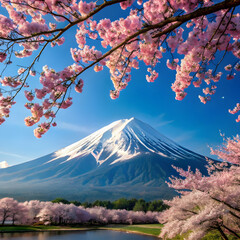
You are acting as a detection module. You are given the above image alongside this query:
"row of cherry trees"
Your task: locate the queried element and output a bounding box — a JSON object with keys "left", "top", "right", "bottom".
{"left": 0, "top": 198, "right": 160, "bottom": 225}
{"left": 0, "top": 0, "right": 240, "bottom": 137}
{"left": 158, "top": 135, "right": 240, "bottom": 240}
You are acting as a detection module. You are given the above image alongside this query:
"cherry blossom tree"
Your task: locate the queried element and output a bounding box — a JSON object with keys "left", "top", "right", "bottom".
{"left": 85, "top": 206, "right": 159, "bottom": 224}
{"left": 0, "top": 197, "right": 28, "bottom": 225}
{"left": 159, "top": 135, "right": 240, "bottom": 240}
{"left": 10, "top": 202, "right": 29, "bottom": 225}
{"left": 0, "top": 197, "right": 15, "bottom": 225}
{"left": 0, "top": 198, "right": 160, "bottom": 225}
{"left": 0, "top": 0, "right": 240, "bottom": 137}
{"left": 36, "top": 202, "right": 91, "bottom": 224}
{"left": 23, "top": 200, "right": 49, "bottom": 224}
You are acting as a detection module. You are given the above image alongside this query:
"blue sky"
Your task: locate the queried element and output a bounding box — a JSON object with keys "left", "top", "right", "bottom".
{"left": 0, "top": 4, "right": 239, "bottom": 166}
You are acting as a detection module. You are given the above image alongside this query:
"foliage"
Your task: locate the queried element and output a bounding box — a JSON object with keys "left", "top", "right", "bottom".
{"left": 159, "top": 135, "right": 240, "bottom": 240}
{"left": 51, "top": 198, "right": 70, "bottom": 205}
{"left": 0, "top": 197, "right": 161, "bottom": 225}
{"left": 51, "top": 197, "right": 168, "bottom": 212}
{"left": 0, "top": 0, "right": 240, "bottom": 137}
{"left": 133, "top": 200, "right": 146, "bottom": 212}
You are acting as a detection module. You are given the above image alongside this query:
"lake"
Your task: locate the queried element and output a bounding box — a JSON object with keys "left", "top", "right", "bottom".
{"left": 0, "top": 230, "right": 159, "bottom": 240}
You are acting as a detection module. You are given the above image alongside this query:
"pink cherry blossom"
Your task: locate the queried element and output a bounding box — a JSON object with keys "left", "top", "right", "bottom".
{"left": 0, "top": 76, "right": 21, "bottom": 88}
{"left": 59, "top": 97, "right": 73, "bottom": 109}
{"left": 166, "top": 59, "right": 179, "bottom": 70}
{"left": 224, "top": 64, "right": 232, "bottom": 71}
{"left": 30, "top": 70, "right": 36, "bottom": 76}
{"left": 94, "top": 65, "right": 103, "bottom": 72}
{"left": 199, "top": 95, "right": 211, "bottom": 104}
{"left": 75, "top": 79, "right": 84, "bottom": 93}
{"left": 0, "top": 0, "right": 239, "bottom": 137}
{"left": 175, "top": 91, "right": 187, "bottom": 101}
{"left": 226, "top": 74, "right": 235, "bottom": 80}
{"left": 110, "top": 90, "right": 120, "bottom": 99}
{"left": 52, "top": 122, "right": 57, "bottom": 127}
{"left": 0, "top": 52, "right": 7, "bottom": 62}
{"left": 146, "top": 69, "right": 159, "bottom": 82}
{"left": 78, "top": 1, "right": 96, "bottom": 16}
{"left": 160, "top": 134, "right": 240, "bottom": 240}
{"left": 24, "top": 91, "right": 34, "bottom": 101}
{"left": 33, "top": 122, "right": 50, "bottom": 138}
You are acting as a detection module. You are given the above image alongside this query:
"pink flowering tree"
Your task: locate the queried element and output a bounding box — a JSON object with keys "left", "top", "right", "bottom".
{"left": 0, "top": 0, "right": 239, "bottom": 137}
{"left": 159, "top": 135, "right": 240, "bottom": 240}
{"left": 0, "top": 197, "right": 29, "bottom": 225}
{"left": 36, "top": 202, "right": 91, "bottom": 224}
{"left": 23, "top": 200, "right": 49, "bottom": 224}
{"left": 0, "top": 198, "right": 160, "bottom": 225}
{"left": 85, "top": 206, "right": 159, "bottom": 224}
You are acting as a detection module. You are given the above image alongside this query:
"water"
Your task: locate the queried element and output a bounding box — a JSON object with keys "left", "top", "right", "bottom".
{"left": 0, "top": 230, "right": 159, "bottom": 240}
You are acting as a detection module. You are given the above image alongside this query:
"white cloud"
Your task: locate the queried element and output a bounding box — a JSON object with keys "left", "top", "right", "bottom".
{"left": 149, "top": 114, "right": 174, "bottom": 128}
{"left": 0, "top": 151, "right": 26, "bottom": 159}
{"left": 0, "top": 161, "right": 9, "bottom": 168}
{"left": 154, "top": 119, "right": 174, "bottom": 127}
{"left": 58, "top": 121, "right": 94, "bottom": 134}
{"left": 171, "top": 130, "right": 197, "bottom": 143}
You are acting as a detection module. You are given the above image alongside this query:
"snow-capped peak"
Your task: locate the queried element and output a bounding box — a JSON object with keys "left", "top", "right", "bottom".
{"left": 51, "top": 118, "right": 199, "bottom": 165}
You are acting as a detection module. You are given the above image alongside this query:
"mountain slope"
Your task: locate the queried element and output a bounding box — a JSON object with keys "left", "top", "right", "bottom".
{"left": 0, "top": 117, "right": 211, "bottom": 201}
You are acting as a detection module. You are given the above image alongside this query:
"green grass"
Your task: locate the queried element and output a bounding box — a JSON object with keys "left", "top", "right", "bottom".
{"left": 0, "top": 224, "right": 238, "bottom": 240}
{"left": 202, "top": 230, "right": 238, "bottom": 240}
{"left": 101, "top": 224, "right": 238, "bottom": 239}
{"left": 0, "top": 225, "right": 93, "bottom": 232}
{"left": 134, "top": 224, "right": 163, "bottom": 228}
{"left": 100, "top": 224, "right": 162, "bottom": 236}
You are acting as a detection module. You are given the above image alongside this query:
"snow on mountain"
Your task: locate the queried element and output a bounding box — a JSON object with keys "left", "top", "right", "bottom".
{"left": 51, "top": 117, "right": 200, "bottom": 166}
{"left": 0, "top": 117, "right": 211, "bottom": 201}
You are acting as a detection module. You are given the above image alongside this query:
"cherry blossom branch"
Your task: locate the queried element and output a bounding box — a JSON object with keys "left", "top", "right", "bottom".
{"left": 0, "top": 0, "right": 127, "bottom": 43}
{"left": 72, "top": 0, "right": 240, "bottom": 80}
{"left": 1, "top": 0, "right": 240, "bottom": 136}
{"left": 222, "top": 224, "right": 240, "bottom": 239}
{"left": 10, "top": 42, "right": 49, "bottom": 101}
{"left": 210, "top": 195, "right": 240, "bottom": 213}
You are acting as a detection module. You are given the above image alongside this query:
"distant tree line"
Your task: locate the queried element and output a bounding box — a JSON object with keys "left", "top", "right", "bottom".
{"left": 0, "top": 197, "right": 161, "bottom": 225}
{"left": 51, "top": 198, "right": 168, "bottom": 212}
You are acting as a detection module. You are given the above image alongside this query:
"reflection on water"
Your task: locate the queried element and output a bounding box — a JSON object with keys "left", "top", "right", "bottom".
{"left": 0, "top": 230, "right": 159, "bottom": 240}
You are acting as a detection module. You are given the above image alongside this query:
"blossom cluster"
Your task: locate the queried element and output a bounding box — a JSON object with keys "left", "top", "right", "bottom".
{"left": 229, "top": 103, "right": 240, "bottom": 122}
{"left": 67, "top": 0, "right": 240, "bottom": 117}
{"left": 0, "top": 198, "right": 160, "bottom": 226}
{"left": 0, "top": 0, "right": 239, "bottom": 137}
{"left": 22, "top": 64, "right": 83, "bottom": 138}
{"left": 0, "top": 96, "right": 15, "bottom": 125}
{"left": 159, "top": 135, "right": 240, "bottom": 239}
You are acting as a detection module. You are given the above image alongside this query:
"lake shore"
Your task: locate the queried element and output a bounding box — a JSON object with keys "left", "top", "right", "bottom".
{"left": 0, "top": 224, "right": 161, "bottom": 237}
{"left": 0, "top": 224, "right": 234, "bottom": 239}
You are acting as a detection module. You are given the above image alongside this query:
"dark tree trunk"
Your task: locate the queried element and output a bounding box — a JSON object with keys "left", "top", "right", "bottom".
{"left": 222, "top": 224, "right": 240, "bottom": 239}
{"left": 217, "top": 226, "right": 229, "bottom": 240}
{"left": 1, "top": 218, "right": 5, "bottom": 226}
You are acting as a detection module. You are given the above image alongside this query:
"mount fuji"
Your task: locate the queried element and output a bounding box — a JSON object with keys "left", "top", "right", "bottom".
{"left": 0, "top": 118, "right": 211, "bottom": 201}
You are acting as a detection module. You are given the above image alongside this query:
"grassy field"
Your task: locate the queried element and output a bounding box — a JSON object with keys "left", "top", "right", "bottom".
{"left": 98, "top": 224, "right": 238, "bottom": 240}
{"left": 99, "top": 224, "right": 162, "bottom": 236}
{"left": 0, "top": 224, "right": 238, "bottom": 239}
{"left": 0, "top": 225, "right": 95, "bottom": 232}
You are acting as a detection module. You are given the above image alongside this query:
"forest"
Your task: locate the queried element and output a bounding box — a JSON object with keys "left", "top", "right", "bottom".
{"left": 51, "top": 197, "right": 168, "bottom": 212}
